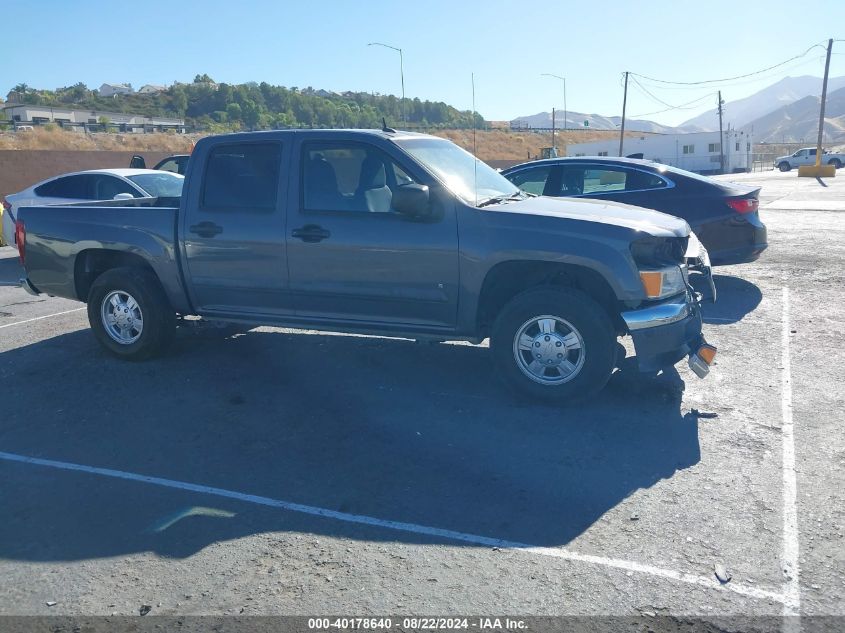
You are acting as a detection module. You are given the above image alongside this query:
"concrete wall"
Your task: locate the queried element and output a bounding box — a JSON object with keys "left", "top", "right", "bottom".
{"left": 0, "top": 151, "right": 173, "bottom": 197}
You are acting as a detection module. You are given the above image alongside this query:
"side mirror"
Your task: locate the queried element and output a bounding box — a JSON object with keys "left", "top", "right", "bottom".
{"left": 113, "top": 193, "right": 135, "bottom": 200}
{"left": 129, "top": 155, "right": 146, "bottom": 169}
{"left": 392, "top": 183, "right": 430, "bottom": 218}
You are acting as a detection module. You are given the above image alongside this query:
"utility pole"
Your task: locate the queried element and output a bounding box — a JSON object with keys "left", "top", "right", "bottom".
{"left": 618, "top": 72, "right": 628, "bottom": 157}
{"left": 814, "top": 38, "right": 833, "bottom": 167}
{"left": 551, "top": 107, "right": 556, "bottom": 155}
{"left": 718, "top": 91, "right": 725, "bottom": 174}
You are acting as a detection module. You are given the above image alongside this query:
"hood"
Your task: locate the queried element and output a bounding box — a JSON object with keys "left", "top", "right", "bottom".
{"left": 487, "top": 196, "right": 690, "bottom": 238}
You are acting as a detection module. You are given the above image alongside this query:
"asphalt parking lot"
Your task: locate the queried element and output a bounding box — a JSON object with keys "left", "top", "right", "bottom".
{"left": 0, "top": 170, "right": 843, "bottom": 625}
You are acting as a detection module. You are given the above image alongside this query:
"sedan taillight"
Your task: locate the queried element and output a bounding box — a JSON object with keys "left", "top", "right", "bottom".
{"left": 726, "top": 198, "right": 759, "bottom": 214}
{"left": 15, "top": 220, "right": 25, "bottom": 264}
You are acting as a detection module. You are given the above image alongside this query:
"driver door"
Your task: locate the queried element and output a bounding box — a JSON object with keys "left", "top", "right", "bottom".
{"left": 286, "top": 138, "right": 459, "bottom": 329}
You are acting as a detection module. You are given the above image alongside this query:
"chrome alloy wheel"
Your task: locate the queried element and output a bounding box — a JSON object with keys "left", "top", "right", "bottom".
{"left": 101, "top": 290, "right": 144, "bottom": 345}
{"left": 512, "top": 315, "right": 586, "bottom": 385}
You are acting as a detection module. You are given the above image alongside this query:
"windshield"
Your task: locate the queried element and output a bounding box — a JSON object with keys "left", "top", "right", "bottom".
{"left": 395, "top": 137, "right": 520, "bottom": 205}
{"left": 128, "top": 173, "right": 184, "bottom": 198}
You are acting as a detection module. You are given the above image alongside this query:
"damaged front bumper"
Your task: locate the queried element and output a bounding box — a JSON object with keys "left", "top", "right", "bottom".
{"left": 621, "top": 291, "right": 715, "bottom": 378}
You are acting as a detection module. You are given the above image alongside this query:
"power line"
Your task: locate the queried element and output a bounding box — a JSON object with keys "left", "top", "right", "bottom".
{"left": 630, "top": 43, "right": 827, "bottom": 86}
{"left": 629, "top": 76, "right": 716, "bottom": 112}
{"left": 631, "top": 53, "right": 829, "bottom": 92}
{"left": 628, "top": 90, "right": 716, "bottom": 119}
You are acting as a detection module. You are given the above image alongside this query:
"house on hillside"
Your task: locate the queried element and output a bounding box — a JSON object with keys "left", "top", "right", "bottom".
{"left": 2, "top": 104, "right": 184, "bottom": 132}
{"left": 138, "top": 84, "right": 166, "bottom": 94}
{"left": 98, "top": 83, "right": 134, "bottom": 97}
{"left": 567, "top": 130, "right": 753, "bottom": 175}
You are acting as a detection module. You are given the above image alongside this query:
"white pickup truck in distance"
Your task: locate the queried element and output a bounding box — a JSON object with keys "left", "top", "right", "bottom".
{"left": 775, "top": 147, "right": 844, "bottom": 171}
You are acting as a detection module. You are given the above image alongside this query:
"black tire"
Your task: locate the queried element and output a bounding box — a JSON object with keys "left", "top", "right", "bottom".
{"left": 829, "top": 159, "right": 842, "bottom": 170}
{"left": 87, "top": 267, "right": 175, "bottom": 360}
{"left": 778, "top": 162, "right": 791, "bottom": 172}
{"left": 490, "top": 287, "right": 616, "bottom": 403}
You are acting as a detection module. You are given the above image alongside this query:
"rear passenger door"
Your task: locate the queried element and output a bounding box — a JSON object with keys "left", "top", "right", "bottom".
{"left": 181, "top": 140, "right": 293, "bottom": 317}
{"left": 285, "top": 138, "right": 459, "bottom": 329}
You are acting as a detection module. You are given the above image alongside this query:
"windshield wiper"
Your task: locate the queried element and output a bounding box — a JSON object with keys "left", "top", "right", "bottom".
{"left": 477, "top": 191, "right": 529, "bottom": 208}
{"left": 477, "top": 196, "right": 506, "bottom": 208}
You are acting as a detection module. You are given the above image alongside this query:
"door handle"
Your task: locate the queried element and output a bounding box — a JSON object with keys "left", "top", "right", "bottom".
{"left": 292, "top": 224, "right": 331, "bottom": 243}
{"left": 189, "top": 221, "right": 223, "bottom": 238}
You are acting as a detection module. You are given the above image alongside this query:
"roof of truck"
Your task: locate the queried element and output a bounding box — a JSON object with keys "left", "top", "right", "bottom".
{"left": 197, "top": 128, "right": 435, "bottom": 143}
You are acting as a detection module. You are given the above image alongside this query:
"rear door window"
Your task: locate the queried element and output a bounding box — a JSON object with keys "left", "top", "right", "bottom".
{"left": 582, "top": 168, "right": 627, "bottom": 194}
{"left": 556, "top": 166, "right": 667, "bottom": 196}
{"left": 201, "top": 143, "right": 282, "bottom": 211}
{"left": 35, "top": 175, "right": 91, "bottom": 199}
{"left": 625, "top": 169, "right": 668, "bottom": 191}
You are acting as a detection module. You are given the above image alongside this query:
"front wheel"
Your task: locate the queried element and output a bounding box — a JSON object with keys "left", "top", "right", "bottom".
{"left": 778, "top": 162, "right": 791, "bottom": 172}
{"left": 491, "top": 288, "right": 616, "bottom": 403}
{"left": 87, "top": 267, "right": 175, "bottom": 360}
{"left": 829, "top": 158, "right": 842, "bottom": 170}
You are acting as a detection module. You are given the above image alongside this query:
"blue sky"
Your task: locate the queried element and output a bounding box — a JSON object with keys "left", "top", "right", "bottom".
{"left": 3, "top": 0, "right": 844, "bottom": 126}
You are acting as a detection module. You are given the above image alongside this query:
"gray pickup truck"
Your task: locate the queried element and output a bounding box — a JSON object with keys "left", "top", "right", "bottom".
{"left": 15, "top": 129, "right": 716, "bottom": 402}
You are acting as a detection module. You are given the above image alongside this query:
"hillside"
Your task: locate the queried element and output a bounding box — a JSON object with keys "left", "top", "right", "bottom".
{"left": 510, "top": 110, "right": 702, "bottom": 134}
{"left": 4, "top": 77, "right": 482, "bottom": 131}
{"left": 741, "top": 86, "right": 845, "bottom": 142}
{"left": 681, "top": 75, "right": 845, "bottom": 131}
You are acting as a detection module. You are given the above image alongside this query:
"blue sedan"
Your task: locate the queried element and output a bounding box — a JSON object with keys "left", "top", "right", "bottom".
{"left": 501, "top": 157, "right": 767, "bottom": 265}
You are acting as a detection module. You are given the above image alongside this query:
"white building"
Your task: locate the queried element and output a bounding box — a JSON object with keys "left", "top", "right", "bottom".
{"left": 98, "top": 83, "right": 134, "bottom": 97}
{"left": 567, "top": 130, "right": 753, "bottom": 174}
{"left": 138, "top": 84, "right": 166, "bottom": 94}
{"left": 2, "top": 105, "right": 184, "bottom": 131}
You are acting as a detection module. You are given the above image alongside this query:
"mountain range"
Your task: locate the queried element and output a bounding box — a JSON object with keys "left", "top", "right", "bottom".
{"left": 510, "top": 75, "right": 845, "bottom": 143}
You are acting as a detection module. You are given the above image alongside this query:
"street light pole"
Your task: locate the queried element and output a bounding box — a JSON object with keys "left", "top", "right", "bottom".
{"left": 541, "top": 73, "right": 567, "bottom": 131}
{"left": 368, "top": 42, "right": 405, "bottom": 125}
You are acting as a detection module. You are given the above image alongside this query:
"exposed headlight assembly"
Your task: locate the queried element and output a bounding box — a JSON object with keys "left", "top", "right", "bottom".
{"left": 639, "top": 266, "right": 687, "bottom": 299}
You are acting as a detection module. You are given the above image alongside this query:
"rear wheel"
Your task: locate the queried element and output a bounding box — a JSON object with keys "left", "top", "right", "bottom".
{"left": 491, "top": 288, "right": 616, "bottom": 403}
{"left": 778, "top": 162, "right": 791, "bottom": 172}
{"left": 829, "top": 158, "right": 842, "bottom": 170}
{"left": 87, "top": 267, "right": 175, "bottom": 360}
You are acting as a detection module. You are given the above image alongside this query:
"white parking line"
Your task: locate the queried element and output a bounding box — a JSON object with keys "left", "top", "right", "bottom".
{"left": 0, "top": 307, "right": 85, "bottom": 330}
{"left": 0, "top": 449, "right": 786, "bottom": 605}
{"left": 780, "top": 286, "right": 801, "bottom": 619}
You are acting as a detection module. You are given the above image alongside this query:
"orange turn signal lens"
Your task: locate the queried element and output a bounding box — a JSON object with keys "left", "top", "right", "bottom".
{"left": 697, "top": 344, "right": 717, "bottom": 365}
{"left": 640, "top": 271, "right": 663, "bottom": 298}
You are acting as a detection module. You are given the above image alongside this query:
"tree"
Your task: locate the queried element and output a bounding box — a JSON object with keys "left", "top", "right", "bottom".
{"left": 170, "top": 86, "right": 188, "bottom": 115}
{"left": 226, "top": 102, "right": 242, "bottom": 121}
{"left": 241, "top": 99, "right": 261, "bottom": 129}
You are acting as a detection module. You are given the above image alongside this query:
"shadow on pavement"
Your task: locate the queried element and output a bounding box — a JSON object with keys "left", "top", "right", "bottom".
{"left": 0, "top": 252, "right": 24, "bottom": 284}
{"left": 0, "top": 323, "right": 700, "bottom": 561}
{"left": 695, "top": 274, "right": 762, "bottom": 325}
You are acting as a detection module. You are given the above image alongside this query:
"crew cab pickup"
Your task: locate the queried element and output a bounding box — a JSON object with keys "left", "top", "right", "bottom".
{"left": 775, "top": 147, "right": 845, "bottom": 171}
{"left": 15, "top": 129, "right": 716, "bottom": 402}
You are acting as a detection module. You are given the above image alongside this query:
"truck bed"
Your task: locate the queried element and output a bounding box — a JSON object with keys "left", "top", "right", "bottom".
{"left": 18, "top": 200, "right": 182, "bottom": 307}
